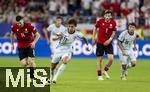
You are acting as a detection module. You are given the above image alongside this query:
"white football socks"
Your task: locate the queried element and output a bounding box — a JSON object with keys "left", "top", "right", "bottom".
{"left": 121, "top": 69, "right": 126, "bottom": 77}
{"left": 53, "top": 63, "right": 66, "bottom": 81}
{"left": 50, "top": 68, "right": 54, "bottom": 81}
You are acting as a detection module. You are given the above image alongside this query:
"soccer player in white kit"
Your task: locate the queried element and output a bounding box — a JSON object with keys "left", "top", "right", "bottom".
{"left": 44, "top": 16, "right": 66, "bottom": 55}
{"left": 118, "top": 23, "right": 138, "bottom": 80}
{"left": 50, "top": 18, "right": 90, "bottom": 83}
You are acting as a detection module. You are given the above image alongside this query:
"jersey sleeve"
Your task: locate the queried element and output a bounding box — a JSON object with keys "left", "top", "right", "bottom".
{"left": 95, "top": 18, "right": 101, "bottom": 28}
{"left": 118, "top": 32, "right": 125, "bottom": 42}
{"left": 47, "top": 25, "right": 52, "bottom": 32}
{"left": 28, "top": 23, "right": 37, "bottom": 34}
{"left": 62, "top": 26, "right": 67, "bottom": 32}
{"left": 11, "top": 25, "right": 15, "bottom": 33}
{"left": 76, "top": 32, "right": 84, "bottom": 40}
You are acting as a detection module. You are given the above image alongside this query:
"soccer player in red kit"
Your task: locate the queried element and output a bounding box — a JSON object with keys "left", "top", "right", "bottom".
{"left": 92, "top": 10, "right": 116, "bottom": 80}
{"left": 10, "top": 15, "right": 40, "bottom": 80}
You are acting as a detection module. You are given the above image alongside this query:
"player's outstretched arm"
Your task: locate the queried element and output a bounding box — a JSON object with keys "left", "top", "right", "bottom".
{"left": 82, "top": 36, "right": 89, "bottom": 46}
{"left": 52, "top": 35, "right": 62, "bottom": 41}
{"left": 31, "top": 32, "right": 40, "bottom": 48}
{"left": 133, "top": 40, "right": 137, "bottom": 51}
{"left": 118, "top": 40, "right": 126, "bottom": 56}
{"left": 34, "top": 32, "right": 40, "bottom": 43}
{"left": 43, "top": 29, "right": 51, "bottom": 45}
{"left": 92, "top": 27, "right": 97, "bottom": 46}
{"left": 82, "top": 36, "right": 90, "bottom": 51}
{"left": 10, "top": 31, "right": 15, "bottom": 50}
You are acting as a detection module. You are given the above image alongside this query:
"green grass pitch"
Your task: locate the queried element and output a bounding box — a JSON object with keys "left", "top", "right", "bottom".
{"left": 0, "top": 57, "right": 150, "bottom": 92}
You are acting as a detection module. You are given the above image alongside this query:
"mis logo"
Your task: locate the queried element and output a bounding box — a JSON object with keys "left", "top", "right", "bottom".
{"left": 0, "top": 67, "right": 50, "bottom": 92}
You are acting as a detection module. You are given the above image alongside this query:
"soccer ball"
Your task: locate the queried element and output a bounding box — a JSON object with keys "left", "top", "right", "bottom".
{"left": 40, "top": 77, "right": 50, "bottom": 86}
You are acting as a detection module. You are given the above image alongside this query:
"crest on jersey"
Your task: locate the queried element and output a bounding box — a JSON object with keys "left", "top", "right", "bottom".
{"left": 25, "top": 28, "right": 28, "bottom": 33}
{"left": 102, "top": 23, "right": 104, "bottom": 26}
{"left": 109, "top": 24, "right": 113, "bottom": 28}
{"left": 17, "top": 29, "right": 19, "bottom": 32}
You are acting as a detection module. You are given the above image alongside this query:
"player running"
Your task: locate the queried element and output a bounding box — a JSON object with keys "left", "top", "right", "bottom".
{"left": 44, "top": 16, "right": 66, "bottom": 56}
{"left": 10, "top": 15, "right": 40, "bottom": 80}
{"left": 118, "top": 23, "right": 138, "bottom": 80}
{"left": 50, "top": 18, "right": 90, "bottom": 83}
{"left": 92, "top": 10, "right": 116, "bottom": 80}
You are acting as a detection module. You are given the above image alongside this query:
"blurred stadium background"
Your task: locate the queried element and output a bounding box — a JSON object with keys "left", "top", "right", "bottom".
{"left": 0, "top": 0, "right": 150, "bottom": 92}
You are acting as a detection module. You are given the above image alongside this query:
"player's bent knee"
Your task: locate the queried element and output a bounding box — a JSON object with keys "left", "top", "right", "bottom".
{"left": 132, "top": 63, "right": 136, "bottom": 67}
{"left": 28, "top": 57, "right": 35, "bottom": 66}
{"left": 131, "top": 61, "right": 136, "bottom": 67}
{"left": 109, "top": 58, "right": 113, "bottom": 62}
{"left": 98, "top": 56, "right": 103, "bottom": 62}
{"left": 63, "top": 60, "right": 68, "bottom": 64}
{"left": 20, "top": 59, "right": 27, "bottom": 66}
{"left": 107, "top": 55, "right": 114, "bottom": 62}
{"left": 62, "top": 57, "right": 70, "bottom": 64}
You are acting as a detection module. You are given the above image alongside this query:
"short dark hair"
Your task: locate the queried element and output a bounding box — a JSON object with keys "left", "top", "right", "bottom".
{"left": 16, "top": 15, "right": 23, "bottom": 22}
{"left": 56, "top": 15, "right": 62, "bottom": 20}
{"left": 104, "top": 10, "right": 113, "bottom": 16}
{"left": 129, "top": 22, "right": 136, "bottom": 27}
{"left": 67, "top": 18, "right": 77, "bottom": 26}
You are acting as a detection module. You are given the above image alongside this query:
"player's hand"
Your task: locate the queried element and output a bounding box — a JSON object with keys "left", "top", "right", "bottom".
{"left": 56, "top": 32, "right": 63, "bottom": 39}
{"left": 104, "top": 39, "right": 111, "bottom": 46}
{"left": 31, "top": 42, "right": 35, "bottom": 48}
{"left": 85, "top": 44, "right": 90, "bottom": 51}
{"left": 92, "top": 39, "right": 96, "bottom": 46}
{"left": 11, "top": 43, "right": 14, "bottom": 51}
{"left": 133, "top": 47, "right": 137, "bottom": 51}
{"left": 56, "top": 32, "right": 63, "bottom": 37}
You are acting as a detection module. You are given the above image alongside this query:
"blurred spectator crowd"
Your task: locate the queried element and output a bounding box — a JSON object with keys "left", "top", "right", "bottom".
{"left": 0, "top": 0, "right": 150, "bottom": 39}
{"left": 0, "top": 0, "right": 150, "bottom": 26}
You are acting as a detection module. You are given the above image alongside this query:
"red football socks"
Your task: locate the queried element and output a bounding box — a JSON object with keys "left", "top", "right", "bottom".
{"left": 97, "top": 70, "right": 102, "bottom": 76}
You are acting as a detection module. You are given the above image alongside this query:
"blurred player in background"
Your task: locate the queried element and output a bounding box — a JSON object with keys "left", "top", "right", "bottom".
{"left": 50, "top": 18, "right": 90, "bottom": 84}
{"left": 118, "top": 23, "right": 138, "bottom": 80}
{"left": 92, "top": 10, "right": 116, "bottom": 80}
{"left": 10, "top": 15, "right": 40, "bottom": 80}
{"left": 44, "top": 16, "right": 66, "bottom": 56}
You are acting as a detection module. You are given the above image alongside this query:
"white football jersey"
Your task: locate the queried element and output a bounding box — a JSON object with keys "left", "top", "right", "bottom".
{"left": 118, "top": 30, "right": 137, "bottom": 50}
{"left": 55, "top": 30, "right": 84, "bottom": 53}
{"left": 47, "top": 24, "right": 66, "bottom": 44}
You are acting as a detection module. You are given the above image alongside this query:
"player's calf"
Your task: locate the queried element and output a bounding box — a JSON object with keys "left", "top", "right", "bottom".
{"left": 52, "top": 56, "right": 70, "bottom": 82}
{"left": 50, "top": 63, "right": 58, "bottom": 81}
{"left": 106, "top": 54, "right": 114, "bottom": 67}
{"left": 103, "top": 54, "right": 113, "bottom": 79}
{"left": 28, "top": 57, "right": 36, "bottom": 79}
{"left": 121, "top": 64, "right": 127, "bottom": 80}
{"left": 97, "top": 56, "right": 104, "bottom": 80}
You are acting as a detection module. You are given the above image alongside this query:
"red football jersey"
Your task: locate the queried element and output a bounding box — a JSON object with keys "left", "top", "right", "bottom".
{"left": 11, "top": 22, "right": 37, "bottom": 48}
{"left": 95, "top": 18, "right": 116, "bottom": 44}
